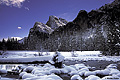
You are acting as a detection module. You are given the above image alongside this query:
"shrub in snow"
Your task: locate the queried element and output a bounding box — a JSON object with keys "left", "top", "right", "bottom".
{"left": 102, "top": 75, "right": 120, "bottom": 80}
{"left": 23, "top": 66, "right": 35, "bottom": 73}
{"left": 22, "top": 73, "right": 36, "bottom": 79}
{"left": 52, "top": 51, "right": 64, "bottom": 68}
{"left": 0, "top": 69, "right": 7, "bottom": 74}
{"left": 71, "top": 51, "right": 78, "bottom": 57}
{"left": 85, "top": 75, "right": 101, "bottom": 80}
{"left": 84, "top": 71, "right": 96, "bottom": 77}
{"left": 71, "top": 75, "right": 83, "bottom": 80}
{"left": 18, "top": 65, "right": 26, "bottom": 70}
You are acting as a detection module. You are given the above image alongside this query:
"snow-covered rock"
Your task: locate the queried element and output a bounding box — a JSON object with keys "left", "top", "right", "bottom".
{"left": 46, "top": 16, "right": 68, "bottom": 30}
{"left": 0, "top": 69, "right": 7, "bottom": 74}
{"left": 84, "top": 71, "right": 96, "bottom": 77}
{"left": 109, "top": 69, "right": 120, "bottom": 75}
{"left": 71, "top": 75, "right": 83, "bottom": 80}
{"left": 94, "top": 69, "right": 110, "bottom": 76}
{"left": 85, "top": 75, "right": 101, "bottom": 80}
{"left": 19, "top": 72, "right": 27, "bottom": 79}
{"left": 69, "top": 71, "right": 78, "bottom": 76}
{"left": 22, "top": 73, "right": 36, "bottom": 79}
{"left": 23, "top": 66, "right": 35, "bottom": 73}
{"left": 47, "top": 74, "right": 63, "bottom": 80}
{"left": 75, "top": 64, "right": 86, "bottom": 70}
{"left": 63, "top": 66, "right": 76, "bottom": 73}
{"left": 59, "top": 68, "right": 69, "bottom": 74}
{"left": 33, "top": 22, "right": 53, "bottom": 34}
{"left": 43, "top": 63, "right": 53, "bottom": 68}
{"left": 79, "top": 70, "right": 87, "bottom": 76}
{"left": 78, "top": 67, "right": 89, "bottom": 76}
{"left": 50, "top": 69, "right": 61, "bottom": 74}
{"left": 106, "top": 64, "right": 117, "bottom": 69}
{"left": 102, "top": 75, "right": 120, "bottom": 80}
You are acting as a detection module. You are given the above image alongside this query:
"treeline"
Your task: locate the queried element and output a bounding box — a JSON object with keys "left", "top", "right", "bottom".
{"left": 0, "top": 38, "right": 26, "bottom": 50}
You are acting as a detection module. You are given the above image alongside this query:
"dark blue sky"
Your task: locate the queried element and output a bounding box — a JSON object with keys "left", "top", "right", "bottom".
{"left": 0, "top": 0, "right": 114, "bottom": 40}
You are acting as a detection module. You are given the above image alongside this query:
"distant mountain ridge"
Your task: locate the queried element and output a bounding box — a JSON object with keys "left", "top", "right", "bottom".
{"left": 27, "top": 0, "right": 120, "bottom": 55}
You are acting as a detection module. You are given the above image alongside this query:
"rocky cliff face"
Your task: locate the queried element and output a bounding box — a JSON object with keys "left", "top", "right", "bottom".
{"left": 27, "top": 0, "right": 120, "bottom": 53}
{"left": 46, "top": 16, "right": 68, "bottom": 30}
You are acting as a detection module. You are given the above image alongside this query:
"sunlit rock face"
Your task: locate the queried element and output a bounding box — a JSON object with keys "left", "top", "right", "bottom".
{"left": 27, "top": 0, "right": 120, "bottom": 52}
{"left": 46, "top": 16, "right": 68, "bottom": 30}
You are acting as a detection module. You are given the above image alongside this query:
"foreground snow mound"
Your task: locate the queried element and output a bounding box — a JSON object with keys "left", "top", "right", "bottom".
{"left": 84, "top": 71, "right": 96, "bottom": 77}
{"left": 102, "top": 75, "right": 120, "bottom": 80}
{"left": 69, "top": 71, "right": 78, "bottom": 76}
{"left": 63, "top": 66, "right": 76, "bottom": 73}
{"left": 94, "top": 69, "right": 110, "bottom": 76}
{"left": 19, "top": 72, "right": 27, "bottom": 79}
{"left": 47, "top": 74, "right": 63, "bottom": 80}
{"left": 109, "top": 69, "right": 120, "bottom": 75}
{"left": 78, "top": 67, "right": 89, "bottom": 76}
{"left": 0, "top": 69, "right": 7, "bottom": 74}
{"left": 75, "top": 64, "right": 86, "bottom": 70}
{"left": 23, "top": 66, "right": 35, "bottom": 73}
{"left": 85, "top": 75, "right": 100, "bottom": 80}
{"left": 22, "top": 73, "right": 36, "bottom": 79}
{"left": 71, "top": 75, "right": 83, "bottom": 80}
{"left": 50, "top": 69, "right": 61, "bottom": 74}
{"left": 106, "top": 64, "right": 117, "bottom": 69}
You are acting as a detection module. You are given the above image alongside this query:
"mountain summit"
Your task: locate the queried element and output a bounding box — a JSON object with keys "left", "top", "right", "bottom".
{"left": 46, "top": 16, "right": 68, "bottom": 30}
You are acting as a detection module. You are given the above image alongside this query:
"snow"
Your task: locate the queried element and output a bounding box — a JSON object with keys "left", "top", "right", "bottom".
{"left": 106, "top": 64, "right": 117, "bottom": 69}
{"left": 71, "top": 75, "right": 83, "bottom": 80}
{"left": 22, "top": 73, "right": 36, "bottom": 79}
{"left": 0, "top": 69, "right": 7, "bottom": 74}
{"left": 102, "top": 75, "right": 120, "bottom": 80}
{"left": 50, "top": 69, "right": 61, "bottom": 74}
{"left": 85, "top": 75, "right": 100, "bottom": 80}
{"left": 109, "top": 69, "right": 120, "bottom": 75}
{"left": 0, "top": 56, "right": 52, "bottom": 63}
{"left": 47, "top": 74, "right": 63, "bottom": 80}
{"left": 19, "top": 72, "right": 27, "bottom": 78}
{"left": 23, "top": 66, "right": 35, "bottom": 73}
{"left": 75, "top": 64, "right": 86, "bottom": 70}
{"left": 69, "top": 71, "right": 78, "bottom": 76}
{"left": 0, "top": 51, "right": 120, "bottom": 80}
{"left": 84, "top": 71, "right": 96, "bottom": 77}
{"left": 0, "top": 51, "right": 120, "bottom": 63}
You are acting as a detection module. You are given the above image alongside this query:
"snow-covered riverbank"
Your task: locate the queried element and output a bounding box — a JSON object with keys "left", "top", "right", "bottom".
{"left": 0, "top": 51, "right": 120, "bottom": 63}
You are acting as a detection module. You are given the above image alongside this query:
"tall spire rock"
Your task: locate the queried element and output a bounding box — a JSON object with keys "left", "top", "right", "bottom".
{"left": 46, "top": 16, "right": 68, "bottom": 30}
